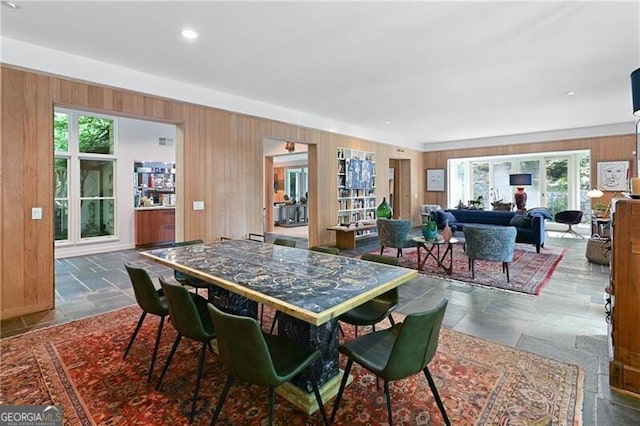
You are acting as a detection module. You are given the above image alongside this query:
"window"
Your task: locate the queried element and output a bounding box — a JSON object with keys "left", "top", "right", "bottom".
{"left": 54, "top": 109, "right": 117, "bottom": 244}
{"left": 448, "top": 150, "right": 589, "bottom": 216}
{"left": 285, "top": 167, "right": 308, "bottom": 202}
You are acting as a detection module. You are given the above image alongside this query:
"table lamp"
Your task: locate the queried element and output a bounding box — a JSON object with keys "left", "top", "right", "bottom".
{"left": 509, "top": 173, "right": 532, "bottom": 210}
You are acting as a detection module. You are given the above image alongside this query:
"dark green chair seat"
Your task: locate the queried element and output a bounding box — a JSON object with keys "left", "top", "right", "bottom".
{"left": 309, "top": 245, "right": 340, "bottom": 255}
{"left": 338, "top": 253, "right": 400, "bottom": 337}
{"left": 273, "top": 237, "right": 297, "bottom": 247}
{"left": 331, "top": 298, "right": 450, "bottom": 426}
{"left": 123, "top": 263, "right": 170, "bottom": 382}
{"left": 208, "top": 304, "right": 329, "bottom": 426}
{"left": 156, "top": 278, "right": 216, "bottom": 422}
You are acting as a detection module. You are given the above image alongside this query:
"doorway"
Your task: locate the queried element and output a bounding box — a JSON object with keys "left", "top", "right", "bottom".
{"left": 389, "top": 158, "right": 412, "bottom": 219}
{"left": 263, "top": 139, "right": 310, "bottom": 244}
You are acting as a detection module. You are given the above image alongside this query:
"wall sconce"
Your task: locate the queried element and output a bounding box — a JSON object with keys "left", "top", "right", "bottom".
{"left": 284, "top": 141, "right": 295, "bottom": 153}
{"left": 509, "top": 173, "right": 532, "bottom": 210}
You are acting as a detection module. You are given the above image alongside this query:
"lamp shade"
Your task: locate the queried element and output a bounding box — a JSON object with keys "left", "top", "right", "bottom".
{"left": 632, "top": 67, "right": 640, "bottom": 116}
{"left": 509, "top": 173, "right": 532, "bottom": 186}
{"left": 586, "top": 188, "right": 604, "bottom": 198}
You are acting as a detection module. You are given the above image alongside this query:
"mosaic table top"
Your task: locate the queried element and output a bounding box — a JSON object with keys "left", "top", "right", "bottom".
{"left": 141, "top": 239, "right": 417, "bottom": 325}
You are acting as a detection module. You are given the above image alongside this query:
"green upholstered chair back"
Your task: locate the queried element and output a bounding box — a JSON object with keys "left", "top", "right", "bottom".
{"left": 360, "top": 253, "right": 400, "bottom": 266}
{"left": 376, "top": 219, "right": 413, "bottom": 250}
{"left": 273, "top": 238, "right": 296, "bottom": 247}
{"left": 207, "top": 304, "right": 281, "bottom": 387}
{"left": 463, "top": 224, "right": 516, "bottom": 262}
{"left": 309, "top": 245, "right": 339, "bottom": 255}
{"left": 171, "top": 239, "right": 204, "bottom": 284}
{"left": 124, "top": 263, "right": 168, "bottom": 316}
{"left": 383, "top": 298, "right": 448, "bottom": 381}
{"left": 159, "top": 277, "right": 214, "bottom": 341}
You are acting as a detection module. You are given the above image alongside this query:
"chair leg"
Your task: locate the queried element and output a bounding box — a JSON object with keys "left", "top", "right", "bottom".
{"left": 330, "top": 358, "right": 353, "bottom": 422}
{"left": 384, "top": 380, "right": 393, "bottom": 426}
{"left": 156, "top": 334, "right": 182, "bottom": 390}
{"left": 211, "top": 375, "right": 233, "bottom": 425}
{"left": 338, "top": 322, "right": 345, "bottom": 337}
{"left": 396, "top": 248, "right": 402, "bottom": 257}
{"left": 147, "top": 315, "right": 166, "bottom": 382}
{"left": 423, "top": 367, "right": 451, "bottom": 426}
{"left": 188, "top": 342, "right": 208, "bottom": 422}
{"left": 269, "top": 311, "right": 280, "bottom": 334}
{"left": 388, "top": 314, "right": 396, "bottom": 326}
{"left": 268, "top": 387, "right": 276, "bottom": 426}
{"left": 505, "top": 262, "right": 510, "bottom": 283}
{"left": 309, "top": 368, "right": 329, "bottom": 426}
{"left": 380, "top": 246, "right": 385, "bottom": 255}
{"left": 470, "top": 259, "right": 475, "bottom": 279}
{"left": 123, "top": 311, "right": 147, "bottom": 359}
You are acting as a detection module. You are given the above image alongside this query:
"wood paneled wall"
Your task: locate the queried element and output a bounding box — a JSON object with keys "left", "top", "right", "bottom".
{"left": 1, "top": 65, "right": 425, "bottom": 319}
{"left": 423, "top": 135, "right": 637, "bottom": 208}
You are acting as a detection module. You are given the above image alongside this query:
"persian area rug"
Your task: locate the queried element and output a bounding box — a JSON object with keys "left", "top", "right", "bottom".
{"left": 373, "top": 244, "right": 565, "bottom": 295}
{"left": 0, "top": 306, "right": 583, "bottom": 425}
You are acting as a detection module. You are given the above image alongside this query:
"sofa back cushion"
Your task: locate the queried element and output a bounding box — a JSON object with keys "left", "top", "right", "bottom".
{"left": 446, "top": 209, "right": 515, "bottom": 226}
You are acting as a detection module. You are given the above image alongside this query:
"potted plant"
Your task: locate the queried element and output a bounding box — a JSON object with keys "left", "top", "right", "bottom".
{"left": 592, "top": 202, "right": 607, "bottom": 218}
{"left": 422, "top": 215, "right": 438, "bottom": 240}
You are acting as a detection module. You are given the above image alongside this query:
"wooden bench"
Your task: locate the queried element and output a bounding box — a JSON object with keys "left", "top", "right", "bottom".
{"left": 327, "top": 224, "right": 377, "bottom": 249}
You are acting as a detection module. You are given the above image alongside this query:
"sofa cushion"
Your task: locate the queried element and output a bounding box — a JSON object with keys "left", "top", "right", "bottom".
{"left": 509, "top": 214, "right": 532, "bottom": 228}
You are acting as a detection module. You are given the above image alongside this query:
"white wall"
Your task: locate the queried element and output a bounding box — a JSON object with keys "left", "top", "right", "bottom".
{"left": 55, "top": 117, "right": 176, "bottom": 258}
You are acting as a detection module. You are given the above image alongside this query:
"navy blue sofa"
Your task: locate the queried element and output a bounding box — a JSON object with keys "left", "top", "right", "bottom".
{"left": 431, "top": 209, "right": 548, "bottom": 253}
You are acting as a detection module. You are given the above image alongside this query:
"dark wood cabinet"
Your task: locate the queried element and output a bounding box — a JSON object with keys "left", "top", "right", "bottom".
{"left": 135, "top": 208, "right": 175, "bottom": 247}
{"left": 609, "top": 198, "right": 640, "bottom": 396}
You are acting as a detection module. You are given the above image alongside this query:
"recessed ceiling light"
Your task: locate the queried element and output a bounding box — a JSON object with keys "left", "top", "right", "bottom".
{"left": 385, "top": 120, "right": 392, "bottom": 125}
{"left": 566, "top": 91, "right": 576, "bottom": 96}
{"left": 2, "top": 1, "right": 20, "bottom": 9}
{"left": 181, "top": 29, "right": 198, "bottom": 40}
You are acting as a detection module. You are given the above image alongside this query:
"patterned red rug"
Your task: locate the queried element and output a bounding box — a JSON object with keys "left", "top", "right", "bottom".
{"left": 1, "top": 306, "right": 583, "bottom": 425}
{"left": 372, "top": 244, "right": 565, "bottom": 295}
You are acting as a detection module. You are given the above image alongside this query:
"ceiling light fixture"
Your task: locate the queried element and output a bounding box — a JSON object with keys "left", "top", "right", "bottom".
{"left": 2, "top": 1, "right": 20, "bottom": 9}
{"left": 566, "top": 91, "right": 576, "bottom": 96}
{"left": 284, "top": 142, "right": 295, "bottom": 153}
{"left": 385, "top": 120, "right": 392, "bottom": 125}
{"left": 180, "top": 29, "right": 198, "bottom": 40}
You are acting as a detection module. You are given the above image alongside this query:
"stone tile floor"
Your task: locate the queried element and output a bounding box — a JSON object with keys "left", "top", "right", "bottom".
{"left": 2, "top": 231, "right": 640, "bottom": 424}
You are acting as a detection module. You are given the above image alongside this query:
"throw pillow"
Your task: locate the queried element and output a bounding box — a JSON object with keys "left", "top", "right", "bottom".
{"left": 510, "top": 214, "right": 532, "bottom": 228}
{"left": 443, "top": 211, "right": 457, "bottom": 225}
{"left": 525, "top": 207, "right": 554, "bottom": 220}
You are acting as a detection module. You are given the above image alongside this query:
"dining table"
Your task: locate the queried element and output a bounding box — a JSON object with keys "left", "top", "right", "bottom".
{"left": 140, "top": 239, "right": 417, "bottom": 413}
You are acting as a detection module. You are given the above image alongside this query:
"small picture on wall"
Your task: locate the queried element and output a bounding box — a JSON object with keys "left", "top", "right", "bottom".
{"left": 426, "top": 169, "right": 445, "bottom": 192}
{"left": 597, "top": 161, "right": 629, "bottom": 191}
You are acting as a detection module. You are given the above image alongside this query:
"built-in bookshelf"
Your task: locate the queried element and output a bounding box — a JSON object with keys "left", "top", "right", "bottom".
{"left": 337, "top": 148, "right": 377, "bottom": 233}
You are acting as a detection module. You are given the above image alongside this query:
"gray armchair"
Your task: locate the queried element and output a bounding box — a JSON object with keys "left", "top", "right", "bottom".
{"left": 419, "top": 204, "right": 442, "bottom": 224}
{"left": 463, "top": 224, "right": 517, "bottom": 282}
{"left": 377, "top": 218, "right": 415, "bottom": 257}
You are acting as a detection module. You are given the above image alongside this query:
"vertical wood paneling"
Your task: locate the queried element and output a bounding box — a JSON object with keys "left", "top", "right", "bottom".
{"left": 2, "top": 68, "right": 27, "bottom": 312}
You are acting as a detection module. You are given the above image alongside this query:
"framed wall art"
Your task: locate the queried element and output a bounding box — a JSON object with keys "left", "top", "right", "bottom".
{"left": 597, "top": 161, "right": 629, "bottom": 191}
{"left": 426, "top": 169, "right": 445, "bottom": 192}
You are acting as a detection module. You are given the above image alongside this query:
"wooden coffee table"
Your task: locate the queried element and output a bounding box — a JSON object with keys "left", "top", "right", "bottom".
{"left": 412, "top": 236, "right": 460, "bottom": 275}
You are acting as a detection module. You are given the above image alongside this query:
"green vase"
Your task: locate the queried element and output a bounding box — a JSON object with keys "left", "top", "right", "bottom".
{"left": 422, "top": 221, "right": 438, "bottom": 240}
{"left": 376, "top": 197, "right": 393, "bottom": 219}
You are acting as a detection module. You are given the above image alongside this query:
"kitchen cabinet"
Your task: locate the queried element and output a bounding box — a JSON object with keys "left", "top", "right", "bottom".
{"left": 135, "top": 207, "right": 175, "bottom": 247}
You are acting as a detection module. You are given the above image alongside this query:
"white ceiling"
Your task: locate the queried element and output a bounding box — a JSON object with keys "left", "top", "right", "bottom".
{"left": 1, "top": 1, "right": 639, "bottom": 151}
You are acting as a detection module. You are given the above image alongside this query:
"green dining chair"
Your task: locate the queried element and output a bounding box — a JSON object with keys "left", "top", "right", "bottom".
{"left": 309, "top": 245, "right": 340, "bottom": 255}
{"left": 207, "top": 304, "right": 329, "bottom": 426}
{"left": 156, "top": 278, "right": 216, "bottom": 422}
{"left": 264, "top": 237, "right": 298, "bottom": 331}
{"left": 338, "top": 253, "right": 400, "bottom": 337}
{"left": 123, "top": 263, "right": 169, "bottom": 382}
{"left": 273, "top": 237, "right": 297, "bottom": 247}
{"left": 172, "top": 239, "right": 207, "bottom": 295}
{"left": 331, "top": 298, "right": 450, "bottom": 426}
